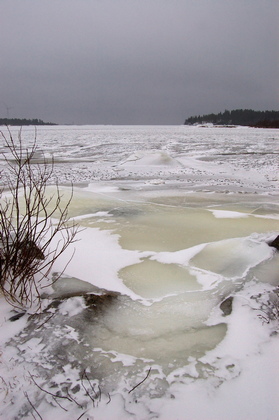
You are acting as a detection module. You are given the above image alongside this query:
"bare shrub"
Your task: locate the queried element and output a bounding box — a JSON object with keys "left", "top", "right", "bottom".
{"left": 256, "top": 288, "right": 279, "bottom": 327}
{"left": 0, "top": 128, "right": 79, "bottom": 309}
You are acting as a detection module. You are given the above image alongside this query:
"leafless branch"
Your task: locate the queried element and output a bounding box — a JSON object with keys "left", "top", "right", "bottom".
{"left": 0, "top": 127, "right": 79, "bottom": 309}
{"left": 128, "top": 367, "right": 152, "bottom": 394}
{"left": 76, "top": 412, "right": 87, "bottom": 420}
{"left": 24, "top": 391, "right": 43, "bottom": 420}
{"left": 29, "top": 372, "right": 73, "bottom": 404}
{"left": 80, "top": 370, "right": 96, "bottom": 408}
{"left": 107, "top": 393, "right": 111, "bottom": 404}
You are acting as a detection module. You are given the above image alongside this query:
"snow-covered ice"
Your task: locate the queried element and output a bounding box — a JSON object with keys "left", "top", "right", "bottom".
{"left": 0, "top": 125, "right": 278, "bottom": 419}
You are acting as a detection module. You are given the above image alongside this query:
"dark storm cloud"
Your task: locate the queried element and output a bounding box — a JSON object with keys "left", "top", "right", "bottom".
{"left": 1, "top": 0, "right": 278, "bottom": 124}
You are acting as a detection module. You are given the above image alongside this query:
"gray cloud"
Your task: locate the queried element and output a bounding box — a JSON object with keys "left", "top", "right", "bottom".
{"left": 1, "top": 0, "right": 278, "bottom": 124}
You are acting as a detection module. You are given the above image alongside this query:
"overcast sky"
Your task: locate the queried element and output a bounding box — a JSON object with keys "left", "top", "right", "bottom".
{"left": 1, "top": 0, "right": 278, "bottom": 125}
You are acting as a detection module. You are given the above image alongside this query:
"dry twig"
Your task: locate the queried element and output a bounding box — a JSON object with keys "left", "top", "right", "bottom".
{"left": 128, "top": 367, "right": 152, "bottom": 394}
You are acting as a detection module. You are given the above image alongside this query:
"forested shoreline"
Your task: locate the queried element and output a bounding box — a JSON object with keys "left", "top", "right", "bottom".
{"left": 185, "top": 109, "right": 279, "bottom": 127}
{"left": 0, "top": 118, "right": 56, "bottom": 126}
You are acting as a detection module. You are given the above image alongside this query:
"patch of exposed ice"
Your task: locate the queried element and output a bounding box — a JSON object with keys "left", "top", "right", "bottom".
{"left": 209, "top": 209, "right": 249, "bottom": 218}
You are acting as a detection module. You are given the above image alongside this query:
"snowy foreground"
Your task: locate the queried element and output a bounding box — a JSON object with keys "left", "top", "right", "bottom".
{"left": 0, "top": 125, "right": 278, "bottom": 419}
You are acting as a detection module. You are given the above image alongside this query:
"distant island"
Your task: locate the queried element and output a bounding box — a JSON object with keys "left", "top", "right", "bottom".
{"left": 0, "top": 118, "right": 56, "bottom": 126}
{"left": 184, "top": 109, "right": 279, "bottom": 128}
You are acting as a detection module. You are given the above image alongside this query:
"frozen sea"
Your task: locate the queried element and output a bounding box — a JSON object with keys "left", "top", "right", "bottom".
{"left": 0, "top": 125, "right": 278, "bottom": 419}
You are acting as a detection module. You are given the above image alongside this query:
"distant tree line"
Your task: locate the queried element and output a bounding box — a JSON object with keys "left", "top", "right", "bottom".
{"left": 0, "top": 118, "right": 56, "bottom": 126}
{"left": 184, "top": 109, "right": 279, "bottom": 127}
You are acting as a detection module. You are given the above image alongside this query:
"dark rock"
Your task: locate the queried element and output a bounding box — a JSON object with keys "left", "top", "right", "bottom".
{"left": 220, "top": 297, "right": 233, "bottom": 316}
{"left": 83, "top": 291, "right": 120, "bottom": 307}
{"left": 45, "top": 291, "right": 120, "bottom": 316}
{"left": 9, "top": 312, "right": 26, "bottom": 322}
{"left": 268, "top": 235, "right": 279, "bottom": 250}
{"left": 82, "top": 292, "right": 120, "bottom": 321}
{"left": 71, "top": 384, "right": 81, "bottom": 394}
